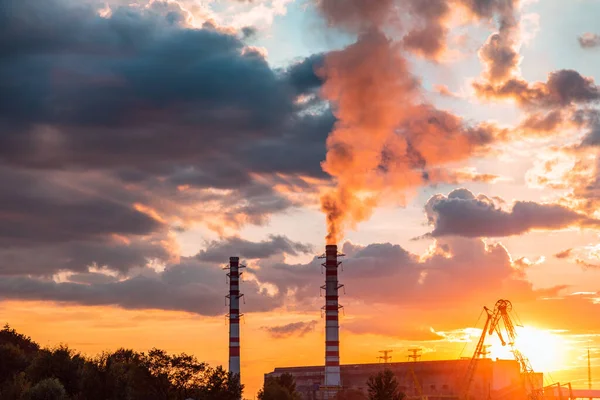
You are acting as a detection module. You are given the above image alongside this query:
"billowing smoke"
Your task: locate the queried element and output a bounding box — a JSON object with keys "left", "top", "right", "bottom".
{"left": 315, "top": 0, "right": 507, "bottom": 244}
{"left": 317, "top": 0, "right": 394, "bottom": 30}
{"left": 318, "top": 29, "right": 419, "bottom": 244}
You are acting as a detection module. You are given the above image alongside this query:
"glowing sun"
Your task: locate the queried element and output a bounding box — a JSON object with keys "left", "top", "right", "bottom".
{"left": 487, "top": 326, "right": 566, "bottom": 372}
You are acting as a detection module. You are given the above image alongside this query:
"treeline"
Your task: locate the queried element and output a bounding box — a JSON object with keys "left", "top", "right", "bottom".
{"left": 0, "top": 324, "right": 242, "bottom": 400}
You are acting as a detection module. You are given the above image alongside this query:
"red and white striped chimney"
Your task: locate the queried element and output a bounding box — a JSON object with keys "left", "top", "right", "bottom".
{"left": 321, "top": 244, "right": 343, "bottom": 392}
{"left": 226, "top": 256, "right": 244, "bottom": 379}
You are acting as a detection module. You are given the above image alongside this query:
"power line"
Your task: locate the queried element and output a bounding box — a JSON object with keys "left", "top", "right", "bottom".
{"left": 377, "top": 350, "right": 393, "bottom": 364}
{"left": 408, "top": 348, "right": 422, "bottom": 362}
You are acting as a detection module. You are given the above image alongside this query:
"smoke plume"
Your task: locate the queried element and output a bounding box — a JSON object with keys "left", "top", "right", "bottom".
{"left": 316, "top": 0, "right": 504, "bottom": 244}
{"left": 318, "top": 29, "right": 420, "bottom": 244}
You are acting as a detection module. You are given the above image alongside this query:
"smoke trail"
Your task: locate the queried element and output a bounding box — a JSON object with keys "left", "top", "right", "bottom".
{"left": 316, "top": 0, "right": 513, "bottom": 244}
{"left": 318, "top": 28, "right": 420, "bottom": 244}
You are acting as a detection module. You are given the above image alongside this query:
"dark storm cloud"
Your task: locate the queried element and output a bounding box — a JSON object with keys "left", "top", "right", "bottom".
{"left": 0, "top": 235, "right": 539, "bottom": 317}
{"left": 0, "top": 165, "right": 179, "bottom": 275}
{"left": 262, "top": 320, "right": 318, "bottom": 338}
{"left": 284, "top": 53, "right": 326, "bottom": 95}
{"left": 0, "top": 236, "right": 172, "bottom": 276}
{"left": 424, "top": 189, "right": 600, "bottom": 238}
{"left": 345, "top": 241, "right": 414, "bottom": 264}
{"left": 237, "top": 111, "right": 334, "bottom": 178}
{"left": 196, "top": 235, "right": 313, "bottom": 263}
{"left": 0, "top": 34, "right": 289, "bottom": 166}
{"left": 474, "top": 70, "right": 600, "bottom": 109}
{"left": 0, "top": 258, "right": 281, "bottom": 315}
{"left": 246, "top": 236, "right": 543, "bottom": 315}
{"left": 0, "top": 0, "right": 335, "bottom": 277}
{"left": 0, "top": 0, "right": 328, "bottom": 177}
{"left": 0, "top": 231, "right": 516, "bottom": 319}
{"left": 0, "top": 168, "right": 162, "bottom": 248}
{"left": 578, "top": 33, "right": 600, "bottom": 49}
{"left": 0, "top": 162, "right": 303, "bottom": 274}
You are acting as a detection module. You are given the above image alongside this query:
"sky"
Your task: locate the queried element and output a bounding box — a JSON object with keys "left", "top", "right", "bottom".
{"left": 1, "top": 0, "right": 600, "bottom": 396}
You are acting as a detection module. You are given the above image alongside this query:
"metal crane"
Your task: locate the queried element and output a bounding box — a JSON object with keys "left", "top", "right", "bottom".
{"left": 462, "top": 306, "right": 493, "bottom": 400}
{"left": 462, "top": 300, "right": 541, "bottom": 400}
{"left": 489, "top": 300, "right": 541, "bottom": 400}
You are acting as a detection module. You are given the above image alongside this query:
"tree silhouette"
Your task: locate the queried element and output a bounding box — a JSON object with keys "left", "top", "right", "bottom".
{"left": 0, "top": 324, "right": 40, "bottom": 356}
{"left": 0, "top": 343, "right": 27, "bottom": 385}
{"left": 202, "top": 366, "right": 243, "bottom": 400}
{"left": 143, "top": 348, "right": 208, "bottom": 399}
{"left": 27, "top": 345, "right": 85, "bottom": 397}
{"left": 366, "top": 369, "right": 405, "bottom": 400}
{"left": 23, "top": 378, "right": 68, "bottom": 400}
{"left": 258, "top": 373, "right": 301, "bottom": 400}
{"left": 0, "top": 324, "right": 244, "bottom": 400}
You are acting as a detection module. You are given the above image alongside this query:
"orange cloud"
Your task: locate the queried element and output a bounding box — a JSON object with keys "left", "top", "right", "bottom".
{"left": 474, "top": 70, "right": 600, "bottom": 109}
{"left": 133, "top": 203, "right": 168, "bottom": 224}
{"left": 433, "top": 84, "right": 459, "bottom": 98}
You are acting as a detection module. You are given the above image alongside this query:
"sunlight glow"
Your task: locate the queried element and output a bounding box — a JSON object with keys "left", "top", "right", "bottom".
{"left": 487, "top": 326, "right": 566, "bottom": 372}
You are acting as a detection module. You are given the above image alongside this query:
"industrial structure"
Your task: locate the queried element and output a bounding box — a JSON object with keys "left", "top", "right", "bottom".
{"left": 264, "top": 292, "right": 563, "bottom": 400}
{"left": 225, "top": 256, "right": 244, "bottom": 380}
{"left": 257, "top": 244, "right": 596, "bottom": 399}
{"left": 462, "top": 300, "right": 540, "bottom": 400}
{"left": 318, "top": 244, "right": 344, "bottom": 398}
{"left": 265, "top": 358, "right": 533, "bottom": 400}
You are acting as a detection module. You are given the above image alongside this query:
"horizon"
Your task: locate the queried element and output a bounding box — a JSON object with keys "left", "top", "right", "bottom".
{"left": 1, "top": 0, "right": 600, "bottom": 398}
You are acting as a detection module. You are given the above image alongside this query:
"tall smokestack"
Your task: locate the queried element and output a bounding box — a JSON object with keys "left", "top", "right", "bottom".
{"left": 226, "top": 256, "right": 244, "bottom": 381}
{"left": 320, "top": 244, "right": 344, "bottom": 397}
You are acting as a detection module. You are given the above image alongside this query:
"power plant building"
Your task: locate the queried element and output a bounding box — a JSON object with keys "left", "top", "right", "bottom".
{"left": 263, "top": 245, "right": 544, "bottom": 400}
{"left": 265, "top": 358, "right": 543, "bottom": 400}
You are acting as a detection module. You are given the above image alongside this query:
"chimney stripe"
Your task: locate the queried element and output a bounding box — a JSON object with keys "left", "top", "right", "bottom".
{"left": 227, "top": 256, "right": 243, "bottom": 389}
{"left": 323, "top": 244, "right": 342, "bottom": 391}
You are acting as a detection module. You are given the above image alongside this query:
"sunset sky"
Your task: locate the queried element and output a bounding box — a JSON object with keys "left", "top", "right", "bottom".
{"left": 2, "top": 0, "right": 600, "bottom": 397}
